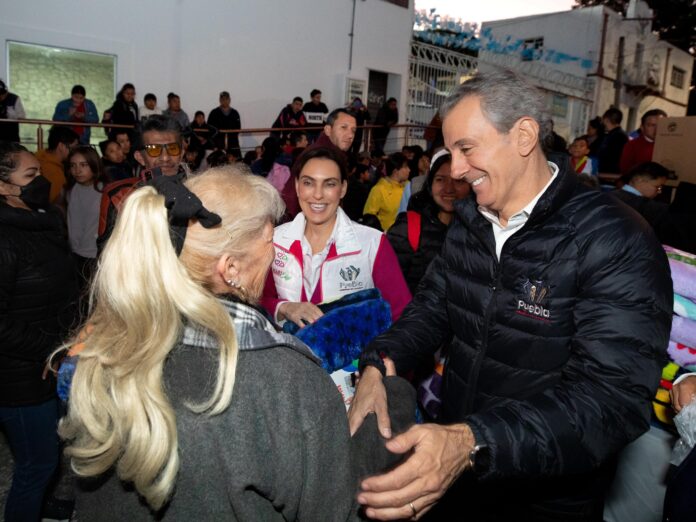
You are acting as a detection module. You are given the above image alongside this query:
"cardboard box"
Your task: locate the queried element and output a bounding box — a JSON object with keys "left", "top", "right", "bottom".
{"left": 653, "top": 116, "right": 696, "bottom": 185}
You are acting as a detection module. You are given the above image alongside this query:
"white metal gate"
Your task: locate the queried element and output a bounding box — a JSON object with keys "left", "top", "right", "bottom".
{"left": 407, "top": 40, "right": 478, "bottom": 146}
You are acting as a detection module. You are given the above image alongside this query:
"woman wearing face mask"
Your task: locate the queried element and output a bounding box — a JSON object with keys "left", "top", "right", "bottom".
{"left": 0, "top": 142, "right": 79, "bottom": 521}
{"left": 262, "top": 146, "right": 410, "bottom": 329}
{"left": 387, "top": 150, "right": 471, "bottom": 294}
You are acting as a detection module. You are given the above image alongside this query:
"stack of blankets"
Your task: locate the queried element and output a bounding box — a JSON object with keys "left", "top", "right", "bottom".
{"left": 653, "top": 246, "right": 696, "bottom": 429}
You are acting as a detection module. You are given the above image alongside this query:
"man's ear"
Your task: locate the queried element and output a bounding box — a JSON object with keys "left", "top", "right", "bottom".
{"left": 134, "top": 150, "right": 146, "bottom": 167}
{"left": 516, "top": 117, "right": 539, "bottom": 157}
{"left": 324, "top": 124, "right": 332, "bottom": 137}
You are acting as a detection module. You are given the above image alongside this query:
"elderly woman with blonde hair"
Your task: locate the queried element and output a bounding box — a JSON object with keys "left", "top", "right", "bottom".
{"left": 58, "top": 166, "right": 374, "bottom": 520}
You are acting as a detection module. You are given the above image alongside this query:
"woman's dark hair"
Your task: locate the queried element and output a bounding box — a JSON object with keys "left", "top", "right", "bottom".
{"left": 242, "top": 150, "right": 257, "bottom": 165}
{"left": 117, "top": 83, "right": 135, "bottom": 101}
{"left": 257, "top": 137, "right": 281, "bottom": 174}
{"left": 408, "top": 145, "right": 425, "bottom": 180}
{"left": 409, "top": 151, "right": 452, "bottom": 213}
{"left": 384, "top": 152, "right": 407, "bottom": 178}
{"left": 0, "top": 141, "right": 28, "bottom": 182}
{"left": 292, "top": 146, "right": 348, "bottom": 182}
{"left": 0, "top": 141, "right": 29, "bottom": 204}
{"left": 99, "top": 139, "right": 118, "bottom": 157}
{"left": 291, "top": 146, "right": 306, "bottom": 167}
{"left": 588, "top": 116, "right": 604, "bottom": 133}
{"left": 67, "top": 145, "right": 106, "bottom": 191}
{"left": 206, "top": 150, "right": 229, "bottom": 168}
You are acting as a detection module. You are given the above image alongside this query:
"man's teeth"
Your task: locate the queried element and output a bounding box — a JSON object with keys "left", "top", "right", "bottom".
{"left": 471, "top": 175, "right": 486, "bottom": 187}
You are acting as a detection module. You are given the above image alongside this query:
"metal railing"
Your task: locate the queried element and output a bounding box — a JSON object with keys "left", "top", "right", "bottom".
{"left": 2, "top": 118, "right": 436, "bottom": 154}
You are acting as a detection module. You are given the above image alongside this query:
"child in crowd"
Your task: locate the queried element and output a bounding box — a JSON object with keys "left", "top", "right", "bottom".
{"left": 363, "top": 152, "right": 411, "bottom": 231}
{"left": 569, "top": 135, "right": 594, "bottom": 175}
{"left": 140, "top": 93, "right": 162, "bottom": 120}
{"left": 66, "top": 146, "right": 107, "bottom": 316}
{"left": 99, "top": 139, "right": 132, "bottom": 181}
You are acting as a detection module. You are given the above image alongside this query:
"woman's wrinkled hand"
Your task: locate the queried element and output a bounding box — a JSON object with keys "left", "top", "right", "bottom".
{"left": 277, "top": 301, "right": 324, "bottom": 328}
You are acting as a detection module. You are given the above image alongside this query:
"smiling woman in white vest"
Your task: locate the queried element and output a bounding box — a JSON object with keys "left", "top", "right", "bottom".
{"left": 261, "top": 146, "right": 411, "bottom": 329}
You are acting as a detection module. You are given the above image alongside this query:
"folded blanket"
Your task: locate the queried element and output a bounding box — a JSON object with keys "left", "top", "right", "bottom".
{"left": 675, "top": 294, "right": 696, "bottom": 321}
{"left": 671, "top": 316, "right": 696, "bottom": 349}
{"left": 669, "top": 259, "right": 696, "bottom": 301}
{"left": 668, "top": 339, "right": 696, "bottom": 372}
{"left": 665, "top": 245, "right": 696, "bottom": 267}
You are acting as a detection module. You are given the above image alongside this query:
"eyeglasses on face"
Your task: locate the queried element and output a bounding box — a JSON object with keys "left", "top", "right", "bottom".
{"left": 143, "top": 142, "right": 181, "bottom": 158}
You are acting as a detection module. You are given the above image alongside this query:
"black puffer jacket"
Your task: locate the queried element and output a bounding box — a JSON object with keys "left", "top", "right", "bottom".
{"left": 387, "top": 207, "right": 448, "bottom": 294}
{"left": 361, "top": 164, "right": 672, "bottom": 512}
{"left": 611, "top": 189, "right": 696, "bottom": 254}
{"left": 0, "top": 204, "right": 79, "bottom": 406}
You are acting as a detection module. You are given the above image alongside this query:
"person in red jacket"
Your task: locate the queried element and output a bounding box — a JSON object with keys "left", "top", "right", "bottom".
{"left": 619, "top": 108, "right": 667, "bottom": 174}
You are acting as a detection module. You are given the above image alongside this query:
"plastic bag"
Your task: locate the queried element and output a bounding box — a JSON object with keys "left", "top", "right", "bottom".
{"left": 671, "top": 398, "right": 696, "bottom": 466}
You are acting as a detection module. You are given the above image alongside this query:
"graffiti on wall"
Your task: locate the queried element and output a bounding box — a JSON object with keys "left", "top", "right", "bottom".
{"left": 413, "top": 10, "right": 595, "bottom": 71}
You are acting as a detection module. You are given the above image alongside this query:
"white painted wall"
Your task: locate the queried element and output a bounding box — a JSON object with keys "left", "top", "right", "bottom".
{"left": 0, "top": 0, "right": 413, "bottom": 149}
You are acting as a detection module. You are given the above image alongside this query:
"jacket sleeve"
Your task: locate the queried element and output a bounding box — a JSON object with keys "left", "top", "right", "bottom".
{"left": 260, "top": 270, "right": 287, "bottom": 322}
{"left": 465, "top": 223, "right": 672, "bottom": 480}
{"left": 373, "top": 234, "right": 411, "bottom": 322}
{"left": 14, "top": 97, "right": 26, "bottom": 119}
{"left": 85, "top": 100, "right": 99, "bottom": 124}
{"left": 0, "top": 239, "right": 54, "bottom": 360}
{"left": 295, "top": 369, "right": 356, "bottom": 522}
{"left": 386, "top": 213, "right": 414, "bottom": 290}
{"left": 363, "top": 185, "right": 383, "bottom": 219}
{"left": 52, "top": 100, "right": 69, "bottom": 121}
{"left": 360, "top": 250, "right": 451, "bottom": 376}
{"left": 619, "top": 140, "right": 636, "bottom": 175}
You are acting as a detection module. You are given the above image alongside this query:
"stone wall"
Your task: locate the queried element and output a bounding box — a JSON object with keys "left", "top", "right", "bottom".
{"left": 9, "top": 42, "right": 115, "bottom": 147}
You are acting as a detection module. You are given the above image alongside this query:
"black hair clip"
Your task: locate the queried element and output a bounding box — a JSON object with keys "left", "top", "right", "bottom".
{"left": 150, "top": 175, "right": 221, "bottom": 255}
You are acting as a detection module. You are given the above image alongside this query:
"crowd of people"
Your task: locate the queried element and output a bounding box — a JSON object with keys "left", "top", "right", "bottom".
{"left": 0, "top": 68, "right": 695, "bottom": 522}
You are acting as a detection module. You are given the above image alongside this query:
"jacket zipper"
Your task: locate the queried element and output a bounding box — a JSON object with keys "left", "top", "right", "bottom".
{"left": 461, "top": 224, "right": 501, "bottom": 415}
{"left": 464, "top": 262, "right": 501, "bottom": 414}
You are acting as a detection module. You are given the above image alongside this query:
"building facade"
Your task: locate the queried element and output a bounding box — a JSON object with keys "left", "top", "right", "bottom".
{"left": 478, "top": 0, "right": 693, "bottom": 140}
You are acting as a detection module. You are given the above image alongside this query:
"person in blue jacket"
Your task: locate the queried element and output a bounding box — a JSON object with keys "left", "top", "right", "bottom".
{"left": 52, "top": 85, "right": 99, "bottom": 145}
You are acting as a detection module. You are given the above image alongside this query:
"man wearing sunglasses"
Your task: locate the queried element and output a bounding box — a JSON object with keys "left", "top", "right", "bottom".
{"left": 97, "top": 115, "right": 188, "bottom": 252}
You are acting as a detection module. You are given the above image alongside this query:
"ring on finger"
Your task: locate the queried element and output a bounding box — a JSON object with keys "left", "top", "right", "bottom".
{"left": 409, "top": 501, "right": 417, "bottom": 518}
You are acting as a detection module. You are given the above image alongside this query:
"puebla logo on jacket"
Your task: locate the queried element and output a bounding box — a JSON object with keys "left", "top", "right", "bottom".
{"left": 517, "top": 278, "right": 551, "bottom": 321}
{"left": 339, "top": 265, "right": 364, "bottom": 291}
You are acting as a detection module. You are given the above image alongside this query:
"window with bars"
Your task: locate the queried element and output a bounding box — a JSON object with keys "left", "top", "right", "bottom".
{"left": 671, "top": 66, "right": 685, "bottom": 89}
{"left": 521, "top": 37, "right": 544, "bottom": 62}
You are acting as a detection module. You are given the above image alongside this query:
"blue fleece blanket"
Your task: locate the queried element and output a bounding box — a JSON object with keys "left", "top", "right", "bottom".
{"left": 282, "top": 289, "right": 392, "bottom": 373}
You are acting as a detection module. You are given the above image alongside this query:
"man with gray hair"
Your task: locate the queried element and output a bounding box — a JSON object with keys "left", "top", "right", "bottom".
{"left": 348, "top": 69, "right": 672, "bottom": 520}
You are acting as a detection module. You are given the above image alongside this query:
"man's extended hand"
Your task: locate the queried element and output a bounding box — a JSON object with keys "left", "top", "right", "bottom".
{"left": 672, "top": 374, "right": 696, "bottom": 413}
{"left": 357, "top": 423, "right": 475, "bottom": 520}
{"left": 348, "top": 360, "right": 395, "bottom": 438}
